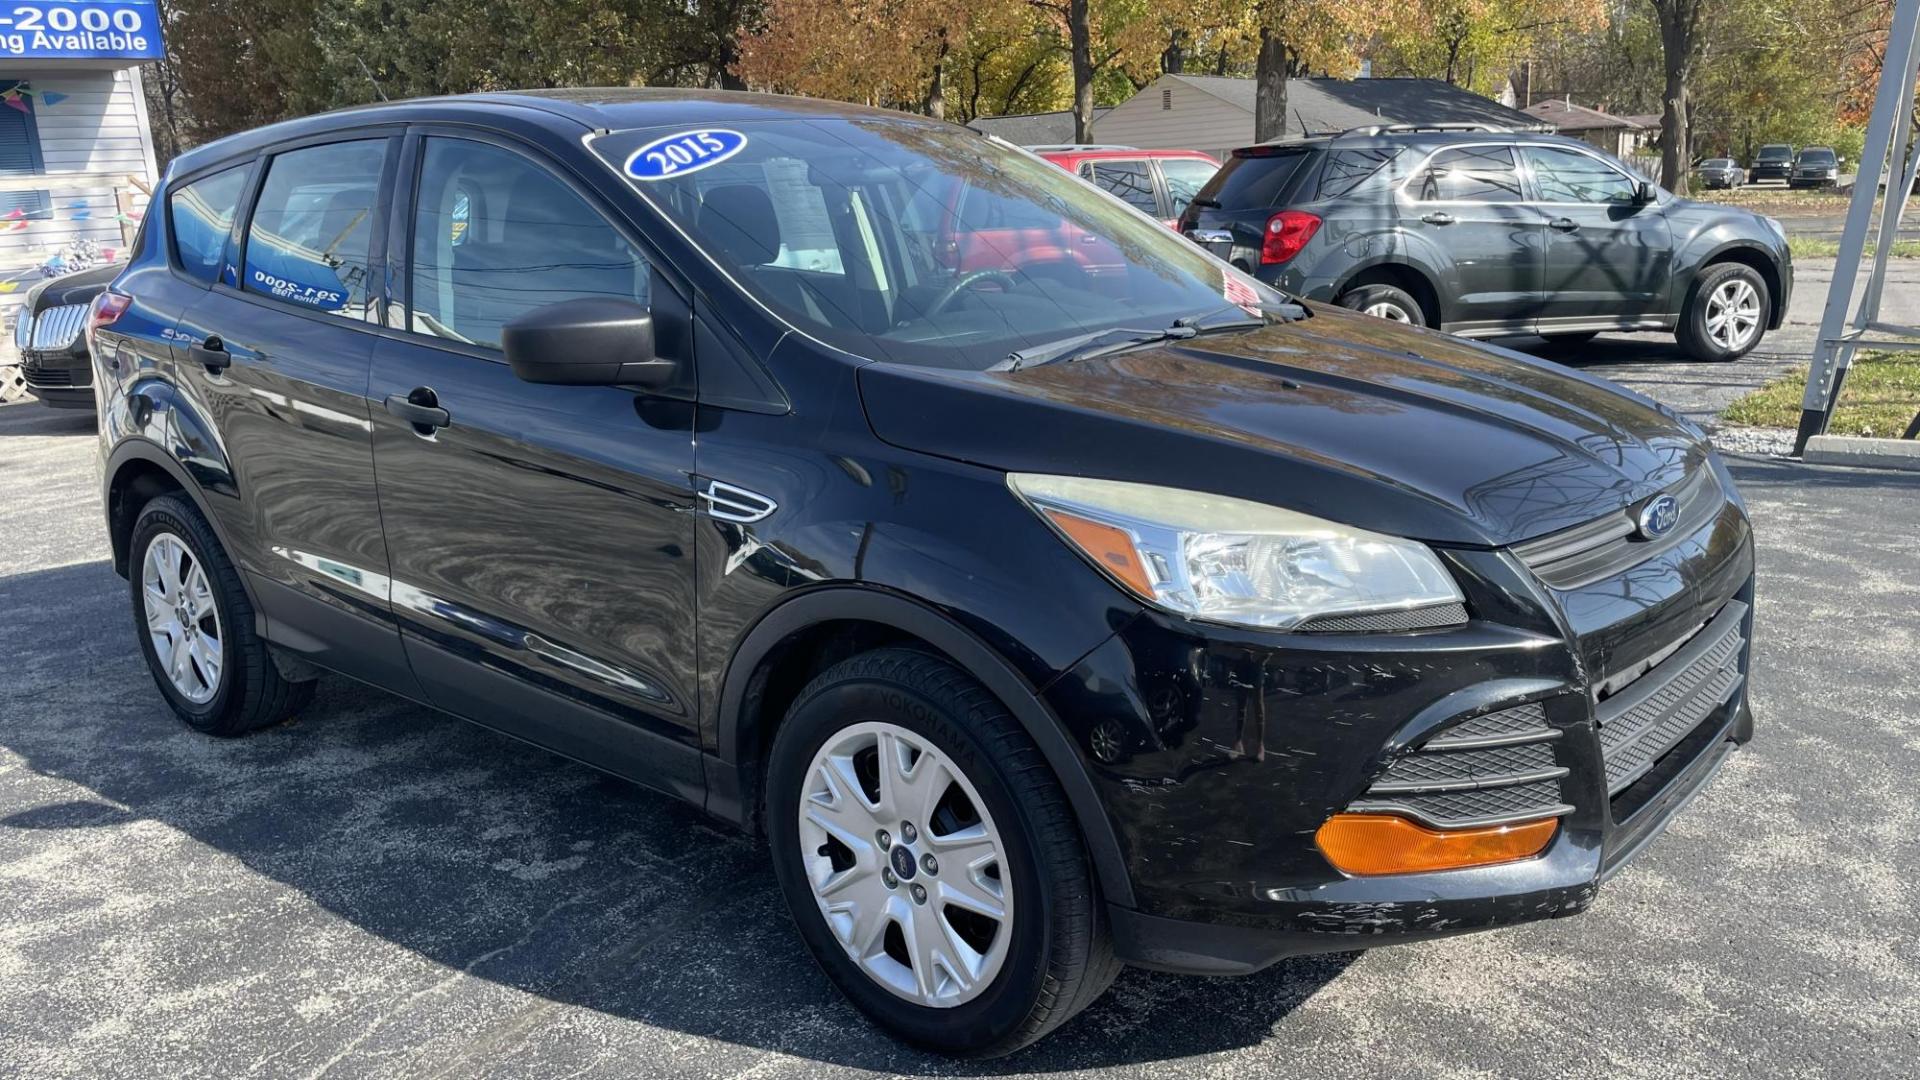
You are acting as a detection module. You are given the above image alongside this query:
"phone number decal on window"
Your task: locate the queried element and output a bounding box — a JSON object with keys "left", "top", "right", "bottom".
{"left": 251, "top": 268, "right": 345, "bottom": 311}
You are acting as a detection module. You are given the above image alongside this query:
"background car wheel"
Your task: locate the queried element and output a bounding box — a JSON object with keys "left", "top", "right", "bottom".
{"left": 129, "top": 494, "right": 314, "bottom": 736}
{"left": 1337, "top": 283, "right": 1425, "bottom": 327}
{"left": 1678, "top": 263, "right": 1770, "bottom": 362}
{"left": 766, "top": 647, "right": 1117, "bottom": 1057}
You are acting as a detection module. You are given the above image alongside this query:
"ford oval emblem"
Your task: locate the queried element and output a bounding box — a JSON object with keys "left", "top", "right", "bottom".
{"left": 623, "top": 129, "right": 747, "bottom": 182}
{"left": 1637, "top": 493, "right": 1680, "bottom": 539}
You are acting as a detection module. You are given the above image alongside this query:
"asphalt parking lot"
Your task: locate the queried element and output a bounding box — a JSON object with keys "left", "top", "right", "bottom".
{"left": 4, "top": 312, "right": 1918, "bottom": 1078}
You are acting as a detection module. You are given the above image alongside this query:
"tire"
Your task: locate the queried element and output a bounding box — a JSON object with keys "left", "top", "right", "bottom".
{"left": 1677, "top": 262, "right": 1770, "bottom": 362}
{"left": 129, "top": 494, "right": 314, "bottom": 736}
{"left": 1337, "top": 283, "right": 1425, "bottom": 327}
{"left": 766, "top": 647, "right": 1117, "bottom": 1057}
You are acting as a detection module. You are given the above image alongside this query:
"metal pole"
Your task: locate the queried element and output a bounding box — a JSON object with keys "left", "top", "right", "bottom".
{"left": 1794, "top": 0, "right": 1920, "bottom": 453}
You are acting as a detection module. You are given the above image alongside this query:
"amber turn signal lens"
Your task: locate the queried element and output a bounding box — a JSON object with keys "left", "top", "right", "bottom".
{"left": 1043, "top": 508, "right": 1156, "bottom": 598}
{"left": 1315, "top": 813, "right": 1558, "bottom": 876}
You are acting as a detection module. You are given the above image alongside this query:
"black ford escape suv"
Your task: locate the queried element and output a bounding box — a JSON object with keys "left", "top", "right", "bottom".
{"left": 92, "top": 91, "right": 1754, "bottom": 1057}
{"left": 1180, "top": 125, "right": 1791, "bottom": 362}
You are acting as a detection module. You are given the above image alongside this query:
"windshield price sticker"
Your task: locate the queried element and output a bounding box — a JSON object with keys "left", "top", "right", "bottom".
{"left": 624, "top": 129, "right": 747, "bottom": 181}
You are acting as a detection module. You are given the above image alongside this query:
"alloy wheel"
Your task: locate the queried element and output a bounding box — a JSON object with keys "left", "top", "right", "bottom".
{"left": 1364, "top": 300, "right": 1413, "bottom": 323}
{"left": 797, "top": 721, "right": 1013, "bottom": 1008}
{"left": 142, "top": 532, "right": 223, "bottom": 704}
{"left": 1705, "top": 278, "right": 1761, "bottom": 351}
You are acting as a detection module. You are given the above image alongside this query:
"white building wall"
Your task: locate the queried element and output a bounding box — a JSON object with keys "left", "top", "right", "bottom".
{"left": 1093, "top": 78, "right": 1252, "bottom": 160}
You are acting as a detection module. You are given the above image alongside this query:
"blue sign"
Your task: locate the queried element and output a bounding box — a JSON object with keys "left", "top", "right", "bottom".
{"left": 624, "top": 129, "right": 747, "bottom": 182}
{"left": 0, "top": 1, "right": 164, "bottom": 62}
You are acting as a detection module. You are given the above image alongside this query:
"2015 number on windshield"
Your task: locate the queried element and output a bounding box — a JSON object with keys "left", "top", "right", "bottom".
{"left": 624, "top": 129, "right": 747, "bottom": 182}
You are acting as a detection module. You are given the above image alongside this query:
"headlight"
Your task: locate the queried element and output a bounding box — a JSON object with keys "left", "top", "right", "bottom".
{"left": 1008, "top": 474, "right": 1464, "bottom": 629}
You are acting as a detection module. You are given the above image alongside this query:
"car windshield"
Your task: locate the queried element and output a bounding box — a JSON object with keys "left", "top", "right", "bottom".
{"left": 1757, "top": 146, "right": 1791, "bottom": 160}
{"left": 1701, "top": 159, "right": 1733, "bottom": 168}
{"left": 1799, "top": 149, "right": 1836, "bottom": 164}
{"left": 591, "top": 119, "right": 1286, "bottom": 370}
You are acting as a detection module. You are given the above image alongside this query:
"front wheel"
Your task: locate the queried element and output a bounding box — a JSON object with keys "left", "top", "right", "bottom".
{"left": 766, "top": 648, "right": 1117, "bottom": 1056}
{"left": 1337, "top": 283, "right": 1426, "bottom": 327}
{"left": 1678, "top": 263, "right": 1770, "bottom": 362}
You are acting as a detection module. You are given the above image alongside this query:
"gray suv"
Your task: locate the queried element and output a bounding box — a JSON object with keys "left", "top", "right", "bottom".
{"left": 1179, "top": 126, "right": 1792, "bottom": 362}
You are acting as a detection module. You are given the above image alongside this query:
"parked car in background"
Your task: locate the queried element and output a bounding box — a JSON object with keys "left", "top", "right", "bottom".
{"left": 1790, "top": 146, "right": 1841, "bottom": 189}
{"left": 94, "top": 89, "right": 1754, "bottom": 1057}
{"left": 12, "top": 261, "right": 119, "bottom": 409}
{"left": 1179, "top": 124, "right": 1792, "bottom": 362}
{"left": 1031, "top": 145, "right": 1219, "bottom": 227}
{"left": 1693, "top": 158, "right": 1745, "bottom": 189}
{"left": 1748, "top": 144, "right": 1795, "bottom": 184}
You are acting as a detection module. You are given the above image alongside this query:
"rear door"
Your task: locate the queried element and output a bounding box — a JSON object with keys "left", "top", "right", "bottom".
{"left": 1519, "top": 145, "right": 1673, "bottom": 327}
{"left": 1155, "top": 157, "right": 1219, "bottom": 225}
{"left": 367, "top": 131, "right": 703, "bottom": 801}
{"left": 170, "top": 134, "right": 416, "bottom": 693}
{"left": 1398, "top": 143, "right": 1544, "bottom": 331}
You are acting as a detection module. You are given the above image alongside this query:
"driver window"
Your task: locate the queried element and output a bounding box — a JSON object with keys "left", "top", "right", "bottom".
{"left": 1523, "top": 146, "right": 1638, "bottom": 205}
{"left": 408, "top": 138, "right": 649, "bottom": 351}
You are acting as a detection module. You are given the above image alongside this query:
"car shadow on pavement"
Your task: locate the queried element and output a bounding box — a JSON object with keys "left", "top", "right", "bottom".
{"left": 0, "top": 557, "right": 1354, "bottom": 1075}
{"left": 0, "top": 403, "right": 93, "bottom": 437}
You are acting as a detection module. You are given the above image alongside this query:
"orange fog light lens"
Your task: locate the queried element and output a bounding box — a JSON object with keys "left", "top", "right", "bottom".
{"left": 1315, "top": 814, "right": 1558, "bottom": 876}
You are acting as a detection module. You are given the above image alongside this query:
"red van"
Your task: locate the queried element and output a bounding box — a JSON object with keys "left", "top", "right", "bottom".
{"left": 1032, "top": 146, "right": 1221, "bottom": 227}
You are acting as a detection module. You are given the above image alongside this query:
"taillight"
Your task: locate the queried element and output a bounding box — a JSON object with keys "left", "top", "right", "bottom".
{"left": 1260, "top": 210, "right": 1321, "bottom": 265}
{"left": 90, "top": 290, "right": 131, "bottom": 330}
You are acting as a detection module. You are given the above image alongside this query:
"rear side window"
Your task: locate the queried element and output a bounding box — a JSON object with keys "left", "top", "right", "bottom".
{"left": 408, "top": 138, "right": 649, "bottom": 351}
{"left": 1318, "top": 148, "right": 1403, "bottom": 198}
{"left": 1088, "top": 160, "right": 1159, "bottom": 215}
{"left": 1413, "top": 146, "right": 1523, "bottom": 203}
{"left": 1158, "top": 158, "right": 1218, "bottom": 218}
{"left": 244, "top": 140, "right": 387, "bottom": 318}
{"left": 169, "top": 165, "right": 248, "bottom": 285}
{"left": 1207, "top": 148, "right": 1312, "bottom": 208}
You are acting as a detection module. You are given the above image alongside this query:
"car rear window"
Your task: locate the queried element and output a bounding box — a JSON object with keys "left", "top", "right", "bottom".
{"left": 1204, "top": 147, "right": 1313, "bottom": 208}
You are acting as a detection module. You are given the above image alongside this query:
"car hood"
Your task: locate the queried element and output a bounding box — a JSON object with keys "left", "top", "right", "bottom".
{"left": 857, "top": 304, "right": 1705, "bottom": 547}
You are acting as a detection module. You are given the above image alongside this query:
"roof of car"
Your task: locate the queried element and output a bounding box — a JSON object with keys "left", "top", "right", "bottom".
{"left": 1036, "top": 147, "right": 1218, "bottom": 163}
{"left": 1229, "top": 128, "right": 1605, "bottom": 156}
{"left": 169, "top": 89, "right": 951, "bottom": 175}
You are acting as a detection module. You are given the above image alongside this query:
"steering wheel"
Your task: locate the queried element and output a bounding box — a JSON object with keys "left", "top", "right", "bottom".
{"left": 923, "top": 269, "right": 1018, "bottom": 318}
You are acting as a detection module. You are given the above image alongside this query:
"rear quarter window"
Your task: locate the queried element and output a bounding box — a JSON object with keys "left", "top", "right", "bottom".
{"left": 1205, "top": 148, "right": 1313, "bottom": 209}
{"left": 1317, "top": 148, "right": 1405, "bottom": 199}
{"left": 169, "top": 165, "right": 250, "bottom": 285}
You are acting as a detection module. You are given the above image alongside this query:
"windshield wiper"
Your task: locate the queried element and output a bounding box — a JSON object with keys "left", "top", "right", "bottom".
{"left": 994, "top": 325, "right": 1197, "bottom": 372}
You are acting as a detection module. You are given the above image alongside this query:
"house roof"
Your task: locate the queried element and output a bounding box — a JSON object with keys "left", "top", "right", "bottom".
{"left": 965, "top": 109, "right": 1110, "bottom": 146}
{"left": 1158, "top": 75, "right": 1544, "bottom": 139}
{"left": 1523, "top": 99, "right": 1651, "bottom": 133}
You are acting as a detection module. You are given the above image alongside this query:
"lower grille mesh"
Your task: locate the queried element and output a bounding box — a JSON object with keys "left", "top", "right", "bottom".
{"left": 1347, "top": 701, "right": 1571, "bottom": 828}
{"left": 1598, "top": 604, "right": 1746, "bottom": 795}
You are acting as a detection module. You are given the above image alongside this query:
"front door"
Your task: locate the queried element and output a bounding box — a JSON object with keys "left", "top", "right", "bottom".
{"left": 367, "top": 133, "right": 703, "bottom": 801}
{"left": 171, "top": 136, "right": 416, "bottom": 693}
{"left": 1520, "top": 145, "right": 1674, "bottom": 328}
{"left": 1399, "top": 143, "right": 1544, "bottom": 332}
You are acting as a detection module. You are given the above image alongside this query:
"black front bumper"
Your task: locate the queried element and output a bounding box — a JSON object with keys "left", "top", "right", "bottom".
{"left": 1046, "top": 462, "right": 1756, "bottom": 975}
{"left": 20, "top": 348, "right": 94, "bottom": 409}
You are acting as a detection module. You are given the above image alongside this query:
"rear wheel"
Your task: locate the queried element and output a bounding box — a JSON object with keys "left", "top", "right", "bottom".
{"left": 130, "top": 494, "right": 314, "bottom": 736}
{"left": 1336, "top": 283, "right": 1425, "bottom": 327}
{"left": 766, "top": 648, "right": 1116, "bottom": 1056}
{"left": 1678, "top": 263, "right": 1769, "bottom": 362}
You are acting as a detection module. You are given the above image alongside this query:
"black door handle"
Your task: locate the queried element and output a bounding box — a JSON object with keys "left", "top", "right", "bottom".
{"left": 1421, "top": 211, "right": 1456, "bottom": 225}
{"left": 385, "top": 389, "right": 450, "bottom": 432}
{"left": 190, "top": 336, "right": 229, "bottom": 372}
{"left": 1549, "top": 217, "right": 1580, "bottom": 232}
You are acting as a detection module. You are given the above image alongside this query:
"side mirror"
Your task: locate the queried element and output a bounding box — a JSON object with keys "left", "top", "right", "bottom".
{"left": 501, "top": 297, "right": 675, "bottom": 388}
{"left": 1633, "top": 180, "right": 1656, "bottom": 204}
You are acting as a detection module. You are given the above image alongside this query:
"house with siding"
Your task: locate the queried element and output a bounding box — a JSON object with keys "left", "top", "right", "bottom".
{"left": 0, "top": 2, "right": 163, "bottom": 338}
{"left": 1521, "top": 99, "right": 1654, "bottom": 159}
{"left": 1093, "top": 75, "right": 1546, "bottom": 160}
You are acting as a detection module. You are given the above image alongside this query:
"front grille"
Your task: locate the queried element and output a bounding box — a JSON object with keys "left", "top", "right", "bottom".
{"left": 27, "top": 303, "right": 87, "bottom": 352}
{"left": 1597, "top": 600, "right": 1746, "bottom": 796}
{"left": 1348, "top": 700, "right": 1572, "bottom": 828}
{"left": 1512, "top": 466, "right": 1722, "bottom": 590}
